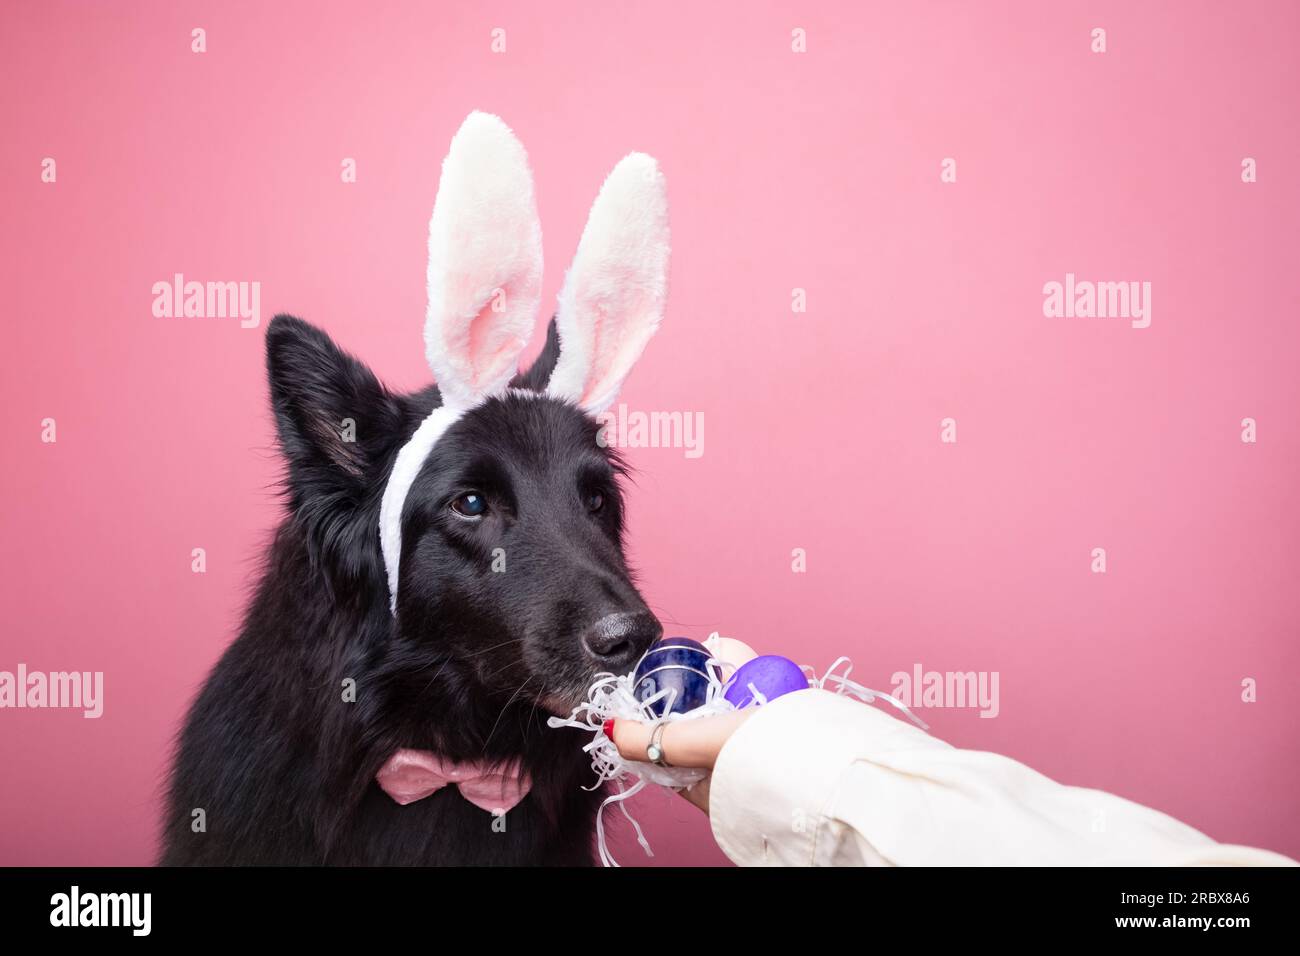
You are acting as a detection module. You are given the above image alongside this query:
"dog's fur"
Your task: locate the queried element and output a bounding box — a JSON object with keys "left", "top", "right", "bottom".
{"left": 160, "top": 314, "right": 661, "bottom": 865}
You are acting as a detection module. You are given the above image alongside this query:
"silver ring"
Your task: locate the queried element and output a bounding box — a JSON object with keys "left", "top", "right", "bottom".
{"left": 646, "top": 722, "right": 671, "bottom": 767}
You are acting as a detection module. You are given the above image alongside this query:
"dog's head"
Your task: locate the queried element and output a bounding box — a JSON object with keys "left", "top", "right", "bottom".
{"left": 266, "top": 113, "right": 668, "bottom": 716}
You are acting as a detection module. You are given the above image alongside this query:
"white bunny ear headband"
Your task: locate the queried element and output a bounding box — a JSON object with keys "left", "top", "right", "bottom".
{"left": 378, "top": 112, "right": 670, "bottom": 611}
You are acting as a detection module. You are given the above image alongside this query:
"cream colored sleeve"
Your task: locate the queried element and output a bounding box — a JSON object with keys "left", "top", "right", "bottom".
{"left": 706, "top": 688, "right": 1296, "bottom": 867}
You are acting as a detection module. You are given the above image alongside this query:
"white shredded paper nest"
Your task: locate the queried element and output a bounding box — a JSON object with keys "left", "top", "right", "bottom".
{"left": 546, "top": 633, "right": 929, "bottom": 867}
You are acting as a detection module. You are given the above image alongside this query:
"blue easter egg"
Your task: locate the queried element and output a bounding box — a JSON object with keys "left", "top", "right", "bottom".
{"left": 722, "top": 655, "right": 808, "bottom": 708}
{"left": 633, "top": 637, "right": 718, "bottom": 717}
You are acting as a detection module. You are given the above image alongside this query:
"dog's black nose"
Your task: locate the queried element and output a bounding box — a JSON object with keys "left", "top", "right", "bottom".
{"left": 581, "top": 611, "right": 662, "bottom": 669}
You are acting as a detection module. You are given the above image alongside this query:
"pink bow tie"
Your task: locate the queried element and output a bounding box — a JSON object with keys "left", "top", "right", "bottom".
{"left": 375, "top": 749, "right": 532, "bottom": 814}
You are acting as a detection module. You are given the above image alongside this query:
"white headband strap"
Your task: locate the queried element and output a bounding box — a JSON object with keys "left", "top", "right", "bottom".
{"left": 378, "top": 402, "right": 473, "bottom": 612}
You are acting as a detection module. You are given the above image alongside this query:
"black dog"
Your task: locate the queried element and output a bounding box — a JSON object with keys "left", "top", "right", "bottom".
{"left": 161, "top": 315, "right": 662, "bottom": 865}
{"left": 163, "top": 112, "right": 671, "bottom": 864}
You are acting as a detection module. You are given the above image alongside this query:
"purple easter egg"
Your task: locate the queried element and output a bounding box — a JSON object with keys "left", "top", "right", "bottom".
{"left": 633, "top": 637, "right": 719, "bottom": 717}
{"left": 723, "top": 655, "right": 808, "bottom": 708}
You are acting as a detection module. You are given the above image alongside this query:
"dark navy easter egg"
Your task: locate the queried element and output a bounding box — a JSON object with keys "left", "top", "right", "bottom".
{"left": 722, "top": 655, "right": 808, "bottom": 708}
{"left": 633, "top": 637, "right": 718, "bottom": 717}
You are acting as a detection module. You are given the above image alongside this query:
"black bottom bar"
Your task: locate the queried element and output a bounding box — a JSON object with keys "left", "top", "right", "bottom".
{"left": 0, "top": 865, "right": 1294, "bottom": 942}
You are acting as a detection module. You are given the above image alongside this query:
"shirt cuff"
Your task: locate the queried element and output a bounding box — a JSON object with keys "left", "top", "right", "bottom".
{"left": 708, "top": 687, "right": 940, "bottom": 865}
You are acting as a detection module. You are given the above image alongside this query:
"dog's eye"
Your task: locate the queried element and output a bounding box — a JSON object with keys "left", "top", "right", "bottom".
{"left": 450, "top": 493, "right": 488, "bottom": 519}
{"left": 586, "top": 491, "right": 605, "bottom": 513}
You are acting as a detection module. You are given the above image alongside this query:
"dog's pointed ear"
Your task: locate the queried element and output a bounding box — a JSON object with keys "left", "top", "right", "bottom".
{"left": 425, "top": 111, "right": 543, "bottom": 408}
{"left": 547, "top": 152, "right": 669, "bottom": 414}
{"left": 510, "top": 317, "right": 562, "bottom": 391}
{"left": 267, "top": 315, "right": 403, "bottom": 502}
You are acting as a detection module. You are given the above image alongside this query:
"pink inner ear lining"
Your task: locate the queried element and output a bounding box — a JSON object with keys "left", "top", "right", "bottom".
{"left": 578, "top": 299, "right": 611, "bottom": 406}
{"left": 465, "top": 278, "right": 532, "bottom": 393}
{"left": 580, "top": 319, "right": 652, "bottom": 407}
{"left": 466, "top": 297, "right": 497, "bottom": 387}
{"left": 573, "top": 270, "right": 656, "bottom": 408}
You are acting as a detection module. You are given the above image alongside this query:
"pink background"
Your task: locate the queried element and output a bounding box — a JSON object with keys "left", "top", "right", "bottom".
{"left": 2, "top": 1, "right": 1298, "bottom": 866}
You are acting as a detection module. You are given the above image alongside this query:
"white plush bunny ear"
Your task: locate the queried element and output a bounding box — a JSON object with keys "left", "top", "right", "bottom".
{"left": 425, "top": 111, "right": 543, "bottom": 409}
{"left": 547, "top": 153, "right": 669, "bottom": 414}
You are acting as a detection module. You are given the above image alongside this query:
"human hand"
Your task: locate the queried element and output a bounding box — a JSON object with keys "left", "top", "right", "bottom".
{"left": 603, "top": 635, "right": 759, "bottom": 813}
{"left": 604, "top": 710, "right": 754, "bottom": 812}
